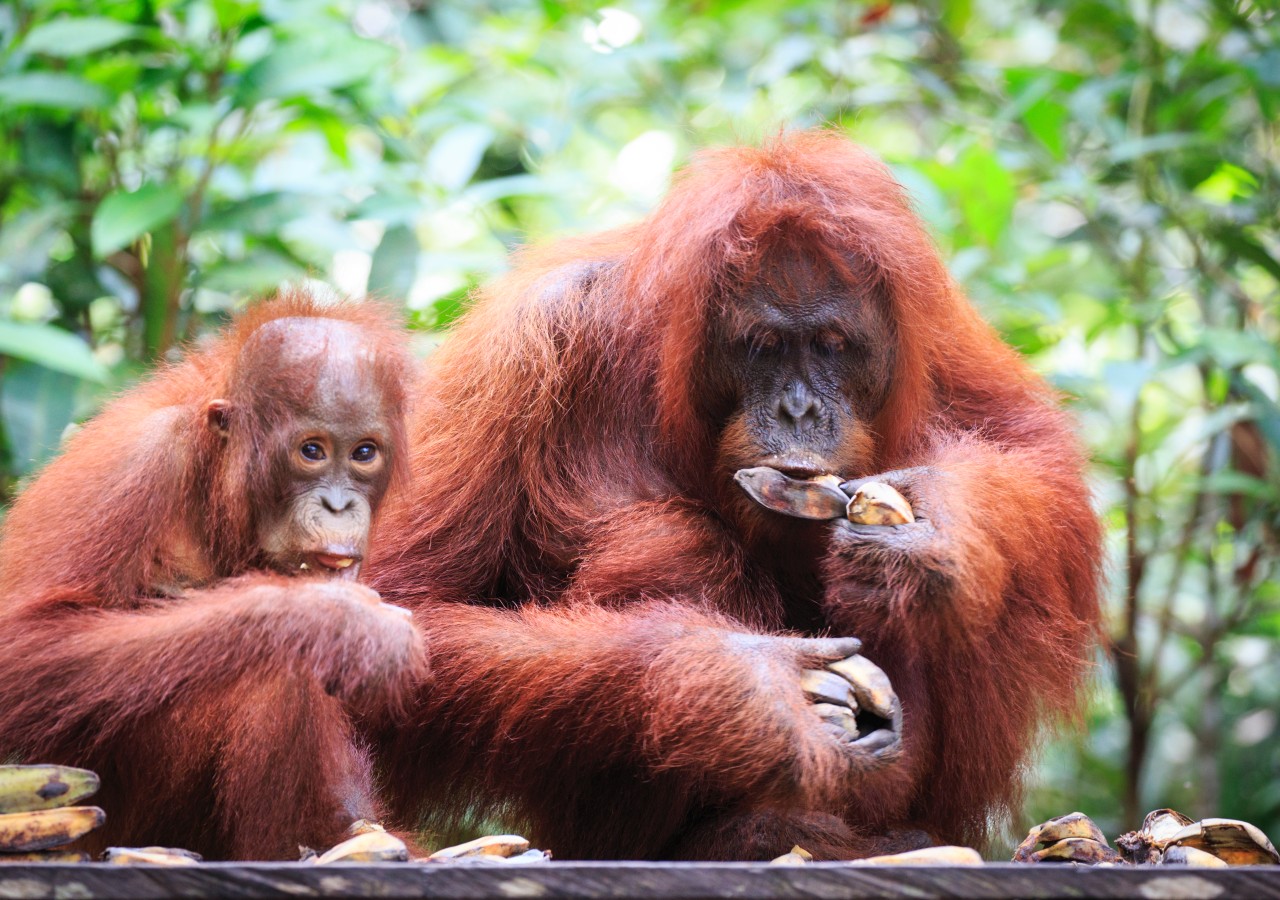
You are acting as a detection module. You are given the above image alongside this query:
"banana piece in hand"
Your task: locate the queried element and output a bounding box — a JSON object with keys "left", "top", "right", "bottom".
{"left": 846, "top": 482, "right": 914, "bottom": 526}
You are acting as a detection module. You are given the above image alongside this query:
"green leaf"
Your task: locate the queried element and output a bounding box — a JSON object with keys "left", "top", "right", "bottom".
{"left": 942, "top": 0, "right": 973, "bottom": 35}
{"left": 426, "top": 123, "right": 495, "bottom": 191}
{"left": 1193, "top": 163, "right": 1258, "bottom": 204}
{"left": 954, "top": 145, "right": 1016, "bottom": 247}
{"left": 22, "top": 17, "right": 139, "bottom": 57}
{"left": 0, "top": 362, "right": 85, "bottom": 477}
{"left": 0, "top": 73, "right": 111, "bottom": 111}
{"left": 1106, "top": 132, "right": 1205, "bottom": 164}
{"left": 236, "top": 33, "right": 395, "bottom": 102}
{"left": 0, "top": 322, "right": 106, "bottom": 382}
{"left": 368, "top": 225, "right": 419, "bottom": 302}
{"left": 1022, "top": 96, "right": 1069, "bottom": 160}
{"left": 199, "top": 192, "right": 315, "bottom": 235}
{"left": 201, "top": 250, "right": 306, "bottom": 294}
{"left": 1217, "top": 228, "right": 1280, "bottom": 284}
{"left": 91, "top": 184, "right": 185, "bottom": 258}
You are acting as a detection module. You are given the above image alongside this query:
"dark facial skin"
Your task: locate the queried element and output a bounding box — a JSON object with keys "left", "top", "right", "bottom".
{"left": 260, "top": 416, "right": 390, "bottom": 581}
{"left": 208, "top": 318, "right": 397, "bottom": 582}
{"left": 709, "top": 251, "right": 896, "bottom": 482}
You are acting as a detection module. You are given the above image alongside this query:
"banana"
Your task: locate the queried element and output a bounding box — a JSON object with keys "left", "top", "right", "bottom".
{"left": 315, "top": 830, "right": 409, "bottom": 864}
{"left": 427, "top": 834, "right": 531, "bottom": 860}
{"left": 104, "top": 847, "right": 201, "bottom": 866}
{"left": 0, "top": 850, "right": 90, "bottom": 863}
{"left": 734, "top": 468, "right": 848, "bottom": 519}
{"left": 0, "top": 766, "right": 100, "bottom": 814}
{"left": 1163, "top": 845, "right": 1229, "bottom": 868}
{"left": 1013, "top": 812, "right": 1120, "bottom": 864}
{"left": 769, "top": 845, "right": 813, "bottom": 866}
{"left": 0, "top": 806, "right": 105, "bottom": 852}
{"left": 854, "top": 845, "right": 984, "bottom": 866}
{"left": 846, "top": 482, "right": 915, "bottom": 526}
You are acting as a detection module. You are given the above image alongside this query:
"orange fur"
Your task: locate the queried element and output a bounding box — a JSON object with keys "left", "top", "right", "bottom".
{"left": 370, "top": 131, "right": 1103, "bottom": 859}
{"left": 0, "top": 291, "right": 426, "bottom": 859}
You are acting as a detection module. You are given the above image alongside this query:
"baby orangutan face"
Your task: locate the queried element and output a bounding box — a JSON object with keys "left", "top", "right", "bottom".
{"left": 208, "top": 316, "right": 401, "bottom": 582}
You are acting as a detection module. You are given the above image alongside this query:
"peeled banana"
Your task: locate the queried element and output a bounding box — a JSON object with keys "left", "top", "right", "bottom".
{"left": 769, "top": 845, "right": 813, "bottom": 866}
{"left": 0, "top": 765, "right": 99, "bottom": 815}
{"left": 854, "top": 846, "right": 984, "bottom": 866}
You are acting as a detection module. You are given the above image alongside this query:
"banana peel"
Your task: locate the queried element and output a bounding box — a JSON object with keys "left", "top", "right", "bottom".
{"left": 314, "top": 830, "right": 409, "bottom": 864}
{"left": 1013, "top": 812, "right": 1120, "bottom": 864}
{"left": 427, "top": 834, "right": 531, "bottom": 861}
{"left": 735, "top": 467, "right": 915, "bottom": 526}
{"left": 104, "top": 846, "right": 202, "bottom": 866}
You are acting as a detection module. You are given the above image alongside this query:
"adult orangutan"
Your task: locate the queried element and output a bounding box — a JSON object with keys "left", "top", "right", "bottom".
{"left": 371, "top": 131, "right": 1102, "bottom": 860}
{"left": 0, "top": 291, "right": 426, "bottom": 860}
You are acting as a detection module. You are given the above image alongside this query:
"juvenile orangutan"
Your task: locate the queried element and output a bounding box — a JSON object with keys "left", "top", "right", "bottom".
{"left": 0, "top": 291, "right": 426, "bottom": 860}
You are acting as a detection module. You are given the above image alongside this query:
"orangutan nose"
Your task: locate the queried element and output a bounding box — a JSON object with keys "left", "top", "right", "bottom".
{"left": 320, "top": 487, "right": 356, "bottom": 515}
{"left": 777, "top": 381, "right": 823, "bottom": 429}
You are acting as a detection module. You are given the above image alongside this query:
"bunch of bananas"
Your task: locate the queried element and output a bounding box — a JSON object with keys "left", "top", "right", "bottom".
{"left": 0, "top": 765, "right": 104, "bottom": 863}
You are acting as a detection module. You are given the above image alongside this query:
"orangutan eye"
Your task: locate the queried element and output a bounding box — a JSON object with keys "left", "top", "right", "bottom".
{"left": 814, "top": 333, "right": 847, "bottom": 355}
{"left": 743, "top": 332, "right": 782, "bottom": 357}
{"left": 300, "top": 441, "right": 326, "bottom": 462}
{"left": 351, "top": 442, "right": 378, "bottom": 463}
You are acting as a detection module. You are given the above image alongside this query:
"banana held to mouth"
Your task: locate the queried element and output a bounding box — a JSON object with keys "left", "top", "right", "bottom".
{"left": 735, "top": 467, "right": 915, "bottom": 526}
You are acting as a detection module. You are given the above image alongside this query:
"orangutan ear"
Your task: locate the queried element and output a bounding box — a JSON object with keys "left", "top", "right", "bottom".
{"left": 206, "top": 399, "right": 231, "bottom": 437}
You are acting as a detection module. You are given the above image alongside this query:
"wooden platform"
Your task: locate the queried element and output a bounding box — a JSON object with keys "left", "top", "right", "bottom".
{"left": 0, "top": 862, "right": 1277, "bottom": 899}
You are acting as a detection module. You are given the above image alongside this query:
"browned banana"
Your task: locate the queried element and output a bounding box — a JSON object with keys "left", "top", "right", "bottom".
{"left": 0, "top": 806, "right": 105, "bottom": 852}
{"left": 734, "top": 467, "right": 848, "bottom": 519}
{"left": 847, "top": 482, "right": 915, "bottom": 525}
{"left": 0, "top": 850, "right": 90, "bottom": 863}
{"left": 427, "top": 835, "right": 531, "bottom": 861}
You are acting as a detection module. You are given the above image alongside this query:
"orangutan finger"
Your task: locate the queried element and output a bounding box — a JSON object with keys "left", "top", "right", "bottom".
{"left": 812, "top": 702, "right": 860, "bottom": 739}
{"left": 800, "top": 669, "right": 856, "bottom": 707}
{"left": 827, "top": 654, "right": 898, "bottom": 721}
{"left": 784, "top": 636, "right": 863, "bottom": 662}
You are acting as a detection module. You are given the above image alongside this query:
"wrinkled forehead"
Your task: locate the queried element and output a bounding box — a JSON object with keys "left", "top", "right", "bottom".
{"left": 724, "top": 248, "right": 872, "bottom": 333}
{"left": 233, "top": 317, "right": 394, "bottom": 427}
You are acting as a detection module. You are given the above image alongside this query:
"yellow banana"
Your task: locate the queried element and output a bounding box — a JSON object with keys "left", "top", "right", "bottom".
{"left": 854, "top": 845, "right": 984, "bottom": 866}
{"left": 0, "top": 766, "right": 100, "bottom": 814}
{"left": 769, "top": 845, "right": 813, "bottom": 866}
{"left": 0, "top": 806, "right": 105, "bottom": 852}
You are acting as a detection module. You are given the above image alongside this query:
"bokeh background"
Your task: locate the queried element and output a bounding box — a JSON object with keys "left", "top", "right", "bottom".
{"left": 1, "top": 0, "right": 1276, "bottom": 854}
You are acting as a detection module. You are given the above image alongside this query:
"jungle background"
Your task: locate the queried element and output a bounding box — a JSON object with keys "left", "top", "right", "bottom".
{"left": 0, "top": 0, "right": 1276, "bottom": 856}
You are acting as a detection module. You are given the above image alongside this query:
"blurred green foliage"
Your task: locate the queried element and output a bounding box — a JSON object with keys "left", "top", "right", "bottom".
{"left": 1, "top": 0, "right": 1277, "bottom": 854}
